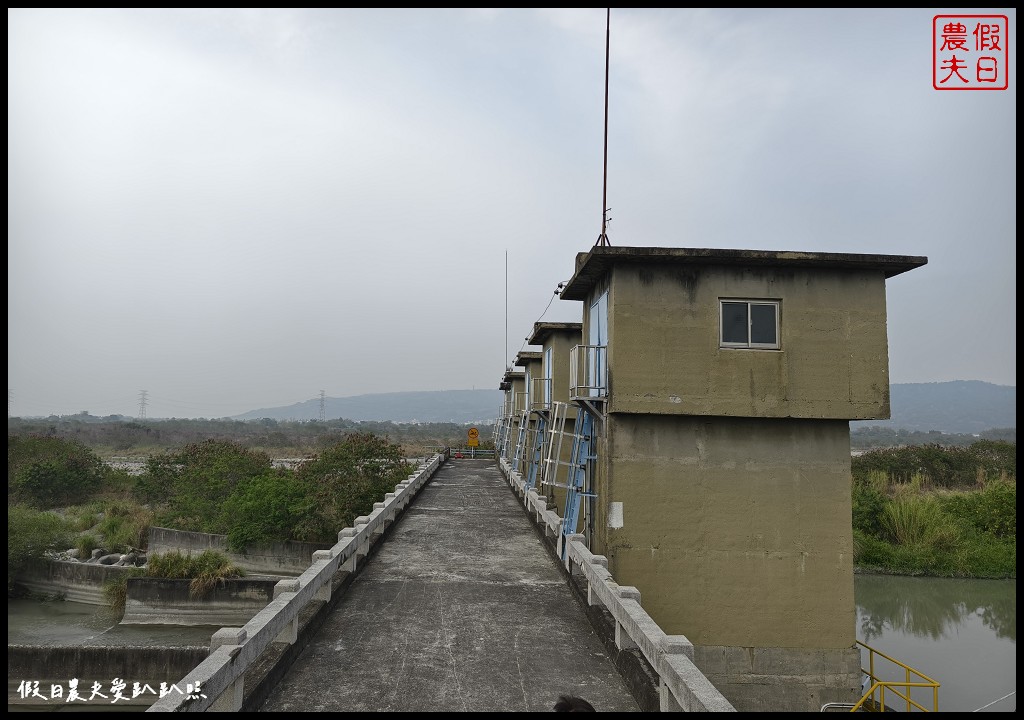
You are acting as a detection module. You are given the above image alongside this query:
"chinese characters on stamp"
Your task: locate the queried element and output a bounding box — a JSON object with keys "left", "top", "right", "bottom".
{"left": 934, "top": 15, "right": 1009, "bottom": 90}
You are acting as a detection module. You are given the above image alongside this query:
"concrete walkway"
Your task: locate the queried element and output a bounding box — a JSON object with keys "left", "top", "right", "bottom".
{"left": 258, "top": 459, "right": 640, "bottom": 713}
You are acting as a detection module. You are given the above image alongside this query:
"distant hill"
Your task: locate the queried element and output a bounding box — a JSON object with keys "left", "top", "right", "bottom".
{"left": 234, "top": 381, "right": 1014, "bottom": 433}
{"left": 233, "top": 389, "right": 504, "bottom": 424}
{"left": 852, "top": 381, "right": 1015, "bottom": 434}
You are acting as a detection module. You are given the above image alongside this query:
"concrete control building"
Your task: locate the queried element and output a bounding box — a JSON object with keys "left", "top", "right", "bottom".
{"left": 554, "top": 245, "right": 927, "bottom": 711}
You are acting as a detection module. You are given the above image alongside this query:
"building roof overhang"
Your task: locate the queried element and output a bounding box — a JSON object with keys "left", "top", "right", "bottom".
{"left": 559, "top": 246, "right": 928, "bottom": 301}
{"left": 514, "top": 351, "right": 543, "bottom": 367}
{"left": 528, "top": 321, "right": 583, "bottom": 346}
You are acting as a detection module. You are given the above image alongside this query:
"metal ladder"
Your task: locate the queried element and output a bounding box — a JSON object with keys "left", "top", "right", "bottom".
{"left": 499, "top": 410, "right": 516, "bottom": 460}
{"left": 525, "top": 411, "right": 548, "bottom": 491}
{"left": 541, "top": 401, "right": 571, "bottom": 496}
{"left": 511, "top": 410, "right": 530, "bottom": 472}
{"left": 493, "top": 405, "right": 505, "bottom": 456}
{"left": 561, "top": 407, "right": 596, "bottom": 558}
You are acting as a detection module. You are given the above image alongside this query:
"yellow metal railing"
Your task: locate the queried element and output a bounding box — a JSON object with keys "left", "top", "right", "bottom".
{"left": 851, "top": 640, "right": 940, "bottom": 712}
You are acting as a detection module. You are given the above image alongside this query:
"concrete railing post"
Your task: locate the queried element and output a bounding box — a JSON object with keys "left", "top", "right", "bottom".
{"left": 312, "top": 550, "right": 333, "bottom": 602}
{"left": 563, "top": 534, "right": 586, "bottom": 572}
{"left": 272, "top": 579, "right": 301, "bottom": 644}
{"left": 338, "top": 529, "right": 358, "bottom": 571}
{"left": 209, "top": 628, "right": 246, "bottom": 712}
{"left": 615, "top": 586, "right": 642, "bottom": 650}
{"left": 354, "top": 517, "right": 370, "bottom": 559}
{"left": 588, "top": 555, "right": 609, "bottom": 607}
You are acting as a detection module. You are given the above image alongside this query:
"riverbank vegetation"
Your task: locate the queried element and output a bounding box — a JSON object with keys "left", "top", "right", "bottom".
{"left": 7, "top": 432, "right": 414, "bottom": 596}
{"left": 101, "top": 550, "right": 245, "bottom": 614}
{"left": 145, "top": 550, "right": 245, "bottom": 598}
{"left": 851, "top": 441, "right": 1015, "bottom": 578}
{"left": 8, "top": 431, "right": 1015, "bottom": 593}
{"left": 8, "top": 505, "right": 73, "bottom": 593}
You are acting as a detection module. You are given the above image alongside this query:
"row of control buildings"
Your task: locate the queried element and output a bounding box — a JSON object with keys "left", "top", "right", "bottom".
{"left": 493, "top": 245, "right": 926, "bottom": 712}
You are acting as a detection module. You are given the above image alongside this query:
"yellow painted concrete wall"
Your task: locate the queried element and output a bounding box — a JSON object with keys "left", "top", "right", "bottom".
{"left": 607, "top": 263, "right": 891, "bottom": 420}
{"left": 594, "top": 414, "right": 856, "bottom": 650}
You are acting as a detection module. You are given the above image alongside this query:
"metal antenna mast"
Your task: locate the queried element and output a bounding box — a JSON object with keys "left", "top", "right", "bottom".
{"left": 596, "top": 7, "right": 612, "bottom": 248}
{"left": 319, "top": 390, "right": 326, "bottom": 422}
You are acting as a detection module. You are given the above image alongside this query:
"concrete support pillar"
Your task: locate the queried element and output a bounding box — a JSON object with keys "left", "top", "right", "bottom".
{"left": 209, "top": 628, "right": 246, "bottom": 712}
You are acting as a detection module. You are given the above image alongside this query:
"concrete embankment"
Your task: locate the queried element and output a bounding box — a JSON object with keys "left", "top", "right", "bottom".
{"left": 121, "top": 577, "right": 279, "bottom": 626}
{"left": 15, "top": 560, "right": 136, "bottom": 605}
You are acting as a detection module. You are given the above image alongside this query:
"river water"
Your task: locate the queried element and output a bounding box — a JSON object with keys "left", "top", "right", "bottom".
{"left": 8, "top": 575, "right": 1016, "bottom": 712}
{"left": 854, "top": 573, "right": 1016, "bottom": 713}
{"left": 7, "top": 598, "right": 215, "bottom": 647}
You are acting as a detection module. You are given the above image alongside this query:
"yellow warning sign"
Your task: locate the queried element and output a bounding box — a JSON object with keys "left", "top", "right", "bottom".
{"left": 467, "top": 427, "right": 479, "bottom": 447}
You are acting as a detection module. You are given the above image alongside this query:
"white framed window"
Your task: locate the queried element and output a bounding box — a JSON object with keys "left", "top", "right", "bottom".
{"left": 720, "top": 299, "right": 780, "bottom": 349}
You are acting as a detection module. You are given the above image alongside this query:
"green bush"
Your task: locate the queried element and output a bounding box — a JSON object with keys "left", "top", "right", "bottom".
{"left": 852, "top": 482, "right": 887, "bottom": 536}
{"left": 880, "top": 494, "right": 961, "bottom": 551}
{"left": 71, "top": 502, "right": 103, "bottom": 532}
{"left": 292, "top": 433, "right": 412, "bottom": 543}
{"left": 938, "top": 480, "right": 1016, "bottom": 541}
{"left": 137, "top": 440, "right": 273, "bottom": 534}
{"left": 8, "top": 435, "right": 109, "bottom": 508}
{"left": 8, "top": 505, "right": 73, "bottom": 593}
{"left": 223, "top": 471, "right": 306, "bottom": 552}
{"left": 146, "top": 550, "right": 245, "bottom": 598}
{"left": 97, "top": 501, "right": 153, "bottom": 553}
{"left": 76, "top": 534, "right": 100, "bottom": 560}
{"left": 101, "top": 567, "right": 146, "bottom": 616}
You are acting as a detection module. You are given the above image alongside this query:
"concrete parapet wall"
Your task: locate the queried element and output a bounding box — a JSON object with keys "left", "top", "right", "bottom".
{"left": 147, "top": 527, "right": 332, "bottom": 577}
{"left": 146, "top": 454, "right": 446, "bottom": 713}
{"left": 498, "top": 456, "right": 736, "bottom": 712}
{"left": 121, "top": 578, "right": 278, "bottom": 627}
{"left": 14, "top": 560, "right": 139, "bottom": 605}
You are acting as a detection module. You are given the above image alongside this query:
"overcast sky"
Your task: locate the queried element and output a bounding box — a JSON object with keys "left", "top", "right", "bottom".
{"left": 8, "top": 8, "right": 1016, "bottom": 419}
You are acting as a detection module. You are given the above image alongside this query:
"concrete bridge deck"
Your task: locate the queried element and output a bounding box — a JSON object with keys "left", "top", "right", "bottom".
{"left": 257, "top": 459, "right": 640, "bottom": 713}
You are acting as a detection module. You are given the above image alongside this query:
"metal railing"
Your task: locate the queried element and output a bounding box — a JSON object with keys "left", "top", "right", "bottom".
{"left": 513, "top": 391, "right": 529, "bottom": 415}
{"left": 569, "top": 344, "right": 607, "bottom": 400}
{"left": 530, "top": 377, "right": 552, "bottom": 412}
{"left": 848, "top": 640, "right": 940, "bottom": 712}
{"left": 450, "top": 447, "right": 495, "bottom": 458}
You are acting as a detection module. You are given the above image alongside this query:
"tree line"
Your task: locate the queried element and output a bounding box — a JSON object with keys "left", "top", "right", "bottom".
{"left": 7, "top": 415, "right": 492, "bottom": 458}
